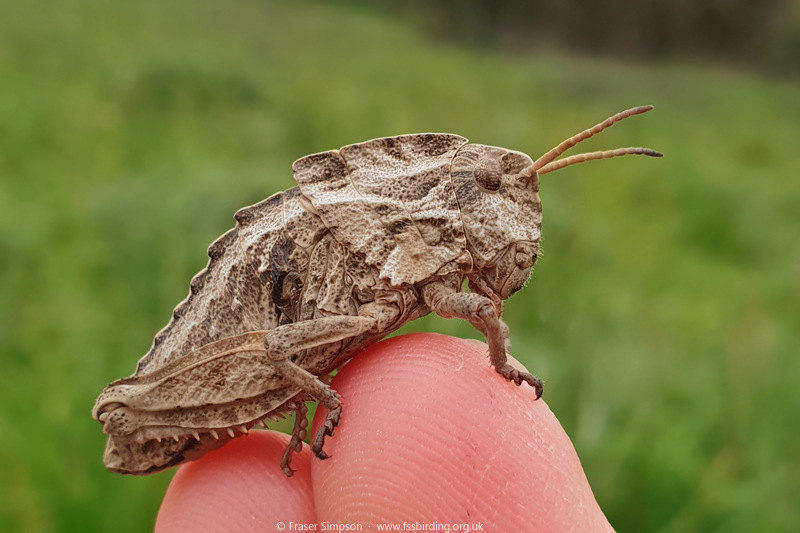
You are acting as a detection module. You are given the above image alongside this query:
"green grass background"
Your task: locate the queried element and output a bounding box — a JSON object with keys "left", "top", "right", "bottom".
{"left": 1, "top": 0, "right": 799, "bottom": 531}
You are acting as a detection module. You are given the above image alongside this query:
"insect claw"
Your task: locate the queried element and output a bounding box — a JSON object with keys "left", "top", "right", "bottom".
{"left": 315, "top": 449, "right": 330, "bottom": 461}
{"left": 226, "top": 428, "right": 235, "bottom": 438}
{"left": 210, "top": 429, "right": 219, "bottom": 440}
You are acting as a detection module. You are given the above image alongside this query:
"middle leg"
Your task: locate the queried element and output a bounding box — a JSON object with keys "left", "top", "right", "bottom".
{"left": 280, "top": 401, "right": 309, "bottom": 477}
{"left": 265, "top": 315, "right": 376, "bottom": 466}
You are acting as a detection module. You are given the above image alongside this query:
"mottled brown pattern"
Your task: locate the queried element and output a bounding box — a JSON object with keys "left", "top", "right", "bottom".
{"left": 135, "top": 227, "right": 269, "bottom": 375}
{"left": 450, "top": 144, "right": 542, "bottom": 266}
{"left": 294, "top": 133, "right": 469, "bottom": 285}
{"left": 94, "top": 107, "right": 661, "bottom": 476}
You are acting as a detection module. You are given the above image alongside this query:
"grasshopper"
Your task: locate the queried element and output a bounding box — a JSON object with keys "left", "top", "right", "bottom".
{"left": 93, "top": 106, "right": 661, "bottom": 476}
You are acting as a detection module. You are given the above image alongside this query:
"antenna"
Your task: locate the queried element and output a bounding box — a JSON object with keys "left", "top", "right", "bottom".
{"left": 530, "top": 106, "right": 661, "bottom": 174}
{"left": 538, "top": 147, "right": 662, "bottom": 175}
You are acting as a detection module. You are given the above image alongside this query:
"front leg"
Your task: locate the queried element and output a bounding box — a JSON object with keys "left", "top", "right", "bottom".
{"left": 265, "top": 315, "right": 376, "bottom": 470}
{"left": 422, "top": 282, "right": 544, "bottom": 399}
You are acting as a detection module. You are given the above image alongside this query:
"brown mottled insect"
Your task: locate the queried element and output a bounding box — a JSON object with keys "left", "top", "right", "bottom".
{"left": 93, "top": 106, "right": 661, "bottom": 476}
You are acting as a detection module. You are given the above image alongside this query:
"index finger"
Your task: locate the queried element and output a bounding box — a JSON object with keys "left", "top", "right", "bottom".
{"left": 311, "top": 333, "right": 614, "bottom": 532}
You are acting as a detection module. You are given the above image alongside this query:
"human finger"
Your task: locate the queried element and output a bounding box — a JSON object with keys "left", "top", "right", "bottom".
{"left": 311, "top": 333, "right": 614, "bottom": 532}
{"left": 155, "top": 430, "right": 316, "bottom": 532}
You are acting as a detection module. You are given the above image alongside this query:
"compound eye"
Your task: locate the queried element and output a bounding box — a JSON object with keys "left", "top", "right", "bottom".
{"left": 474, "top": 159, "right": 502, "bottom": 192}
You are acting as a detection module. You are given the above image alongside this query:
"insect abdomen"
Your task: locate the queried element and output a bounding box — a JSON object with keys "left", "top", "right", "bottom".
{"left": 134, "top": 188, "right": 316, "bottom": 374}
{"left": 134, "top": 185, "right": 372, "bottom": 376}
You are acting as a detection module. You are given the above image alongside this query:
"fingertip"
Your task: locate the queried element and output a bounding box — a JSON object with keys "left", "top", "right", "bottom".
{"left": 156, "top": 431, "right": 316, "bottom": 532}
{"left": 311, "top": 333, "right": 613, "bottom": 532}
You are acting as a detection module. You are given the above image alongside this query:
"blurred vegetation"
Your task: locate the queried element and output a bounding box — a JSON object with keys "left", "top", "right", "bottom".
{"left": 364, "top": 0, "right": 800, "bottom": 76}
{"left": 1, "top": 0, "right": 799, "bottom": 532}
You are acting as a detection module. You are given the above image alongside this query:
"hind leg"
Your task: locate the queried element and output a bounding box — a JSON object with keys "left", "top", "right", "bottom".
{"left": 265, "top": 316, "right": 376, "bottom": 470}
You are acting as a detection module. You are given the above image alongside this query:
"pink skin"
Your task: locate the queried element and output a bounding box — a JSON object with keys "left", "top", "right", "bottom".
{"left": 156, "top": 333, "right": 614, "bottom": 532}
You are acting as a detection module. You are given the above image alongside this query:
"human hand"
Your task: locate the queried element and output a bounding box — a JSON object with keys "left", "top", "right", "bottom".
{"left": 155, "top": 333, "right": 614, "bottom": 532}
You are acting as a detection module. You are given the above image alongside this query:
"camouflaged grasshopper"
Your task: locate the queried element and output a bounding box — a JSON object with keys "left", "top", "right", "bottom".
{"left": 93, "top": 106, "right": 661, "bottom": 476}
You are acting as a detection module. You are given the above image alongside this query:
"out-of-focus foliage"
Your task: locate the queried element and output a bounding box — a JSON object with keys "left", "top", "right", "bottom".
{"left": 363, "top": 0, "right": 800, "bottom": 75}
{"left": 0, "top": 0, "right": 799, "bottom": 532}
